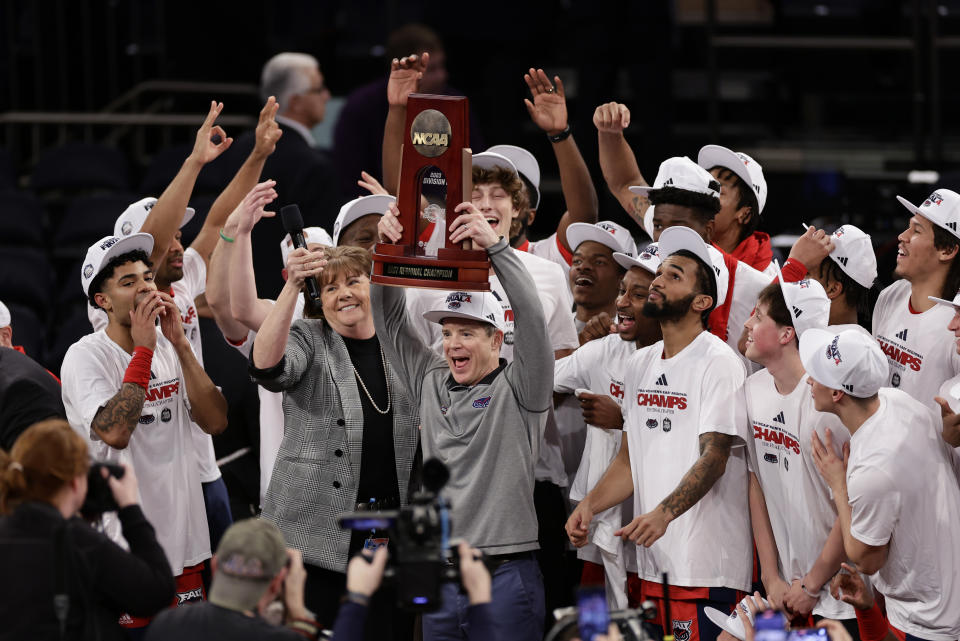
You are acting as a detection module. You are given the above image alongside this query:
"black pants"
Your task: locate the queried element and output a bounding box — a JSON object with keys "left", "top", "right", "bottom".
{"left": 534, "top": 480, "right": 577, "bottom": 627}
{"left": 304, "top": 563, "right": 414, "bottom": 641}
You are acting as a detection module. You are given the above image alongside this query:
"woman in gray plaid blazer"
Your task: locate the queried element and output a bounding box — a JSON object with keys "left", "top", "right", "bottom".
{"left": 250, "top": 245, "right": 419, "bottom": 627}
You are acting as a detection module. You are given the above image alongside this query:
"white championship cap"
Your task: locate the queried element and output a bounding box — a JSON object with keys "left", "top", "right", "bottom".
{"left": 658, "top": 225, "right": 729, "bottom": 307}
{"left": 697, "top": 144, "right": 768, "bottom": 214}
{"left": 928, "top": 287, "right": 960, "bottom": 309}
{"left": 628, "top": 156, "right": 722, "bottom": 201}
{"left": 471, "top": 151, "right": 519, "bottom": 178}
{"left": 280, "top": 226, "right": 334, "bottom": 267}
{"left": 802, "top": 223, "right": 878, "bottom": 290}
{"left": 332, "top": 194, "right": 396, "bottom": 246}
{"left": 81, "top": 233, "right": 155, "bottom": 296}
{"left": 799, "top": 328, "right": 888, "bottom": 398}
{"left": 486, "top": 144, "right": 540, "bottom": 210}
{"left": 422, "top": 291, "right": 505, "bottom": 332}
{"left": 614, "top": 242, "right": 661, "bottom": 275}
{"left": 114, "top": 196, "right": 195, "bottom": 238}
{"left": 773, "top": 260, "right": 830, "bottom": 336}
{"left": 704, "top": 595, "right": 770, "bottom": 641}
{"left": 0, "top": 300, "right": 9, "bottom": 327}
{"left": 896, "top": 189, "right": 960, "bottom": 241}
{"left": 566, "top": 221, "right": 638, "bottom": 257}
{"left": 643, "top": 204, "right": 655, "bottom": 240}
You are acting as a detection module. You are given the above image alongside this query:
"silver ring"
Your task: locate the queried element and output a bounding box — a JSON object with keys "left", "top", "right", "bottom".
{"left": 545, "top": 87, "right": 555, "bottom": 94}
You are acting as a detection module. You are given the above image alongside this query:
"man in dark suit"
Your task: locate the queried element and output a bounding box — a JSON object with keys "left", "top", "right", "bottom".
{"left": 227, "top": 53, "right": 340, "bottom": 298}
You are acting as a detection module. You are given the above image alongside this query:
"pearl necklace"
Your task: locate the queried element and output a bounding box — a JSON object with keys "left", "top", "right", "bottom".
{"left": 352, "top": 345, "right": 391, "bottom": 415}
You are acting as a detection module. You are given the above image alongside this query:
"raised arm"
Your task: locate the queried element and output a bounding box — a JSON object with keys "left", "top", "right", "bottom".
{"left": 382, "top": 53, "right": 429, "bottom": 195}
{"left": 620, "top": 431, "right": 734, "bottom": 547}
{"left": 595, "top": 102, "right": 649, "bottom": 229}
{"left": 90, "top": 293, "right": 164, "bottom": 449}
{"left": 141, "top": 101, "right": 233, "bottom": 268}
{"left": 157, "top": 292, "right": 227, "bottom": 434}
{"left": 190, "top": 97, "right": 283, "bottom": 263}
{"left": 206, "top": 203, "right": 251, "bottom": 342}
{"left": 523, "top": 68, "right": 598, "bottom": 252}
{"left": 229, "top": 181, "right": 282, "bottom": 331}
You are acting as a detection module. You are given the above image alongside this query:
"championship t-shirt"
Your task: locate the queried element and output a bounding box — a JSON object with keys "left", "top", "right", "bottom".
{"left": 623, "top": 331, "right": 752, "bottom": 590}
{"left": 555, "top": 333, "right": 638, "bottom": 575}
{"left": 845, "top": 388, "right": 960, "bottom": 640}
{"left": 743, "top": 369, "right": 853, "bottom": 619}
{"left": 404, "top": 248, "right": 579, "bottom": 486}
{"left": 89, "top": 247, "right": 221, "bottom": 483}
{"left": 61, "top": 329, "right": 211, "bottom": 576}
{"left": 872, "top": 279, "right": 960, "bottom": 411}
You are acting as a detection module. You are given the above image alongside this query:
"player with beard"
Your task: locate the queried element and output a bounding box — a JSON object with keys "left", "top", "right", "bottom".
{"left": 556, "top": 244, "right": 662, "bottom": 608}
{"left": 566, "top": 226, "right": 752, "bottom": 641}
{"left": 871, "top": 189, "right": 960, "bottom": 411}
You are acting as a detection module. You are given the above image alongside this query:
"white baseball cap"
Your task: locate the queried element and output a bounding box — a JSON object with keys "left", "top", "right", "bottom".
{"left": 0, "top": 300, "right": 10, "bottom": 327}
{"left": 802, "top": 223, "right": 878, "bottom": 289}
{"left": 332, "top": 194, "right": 396, "bottom": 246}
{"left": 704, "top": 595, "right": 770, "bottom": 641}
{"left": 928, "top": 287, "right": 960, "bottom": 309}
{"left": 471, "top": 151, "right": 519, "bottom": 178}
{"left": 567, "top": 221, "right": 638, "bottom": 257}
{"left": 614, "top": 242, "right": 661, "bottom": 275}
{"left": 658, "top": 225, "right": 728, "bottom": 307}
{"left": 628, "top": 156, "right": 721, "bottom": 201}
{"left": 896, "top": 189, "right": 960, "bottom": 241}
{"left": 643, "top": 204, "right": 655, "bottom": 240}
{"left": 422, "top": 291, "right": 505, "bottom": 332}
{"left": 799, "top": 328, "right": 888, "bottom": 398}
{"left": 114, "top": 196, "right": 195, "bottom": 238}
{"left": 773, "top": 260, "right": 830, "bottom": 336}
{"left": 697, "top": 145, "right": 768, "bottom": 214}
{"left": 81, "top": 233, "right": 155, "bottom": 296}
{"left": 486, "top": 144, "right": 540, "bottom": 210}
{"left": 280, "top": 226, "right": 334, "bottom": 267}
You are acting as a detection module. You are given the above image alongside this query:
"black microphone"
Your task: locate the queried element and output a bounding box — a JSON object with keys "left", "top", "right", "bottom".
{"left": 280, "top": 204, "right": 321, "bottom": 301}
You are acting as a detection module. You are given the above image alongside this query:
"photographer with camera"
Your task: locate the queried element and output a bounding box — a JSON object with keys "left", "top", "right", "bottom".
{"left": 0, "top": 419, "right": 174, "bottom": 640}
{"left": 332, "top": 541, "right": 495, "bottom": 641}
{"left": 145, "top": 518, "right": 323, "bottom": 641}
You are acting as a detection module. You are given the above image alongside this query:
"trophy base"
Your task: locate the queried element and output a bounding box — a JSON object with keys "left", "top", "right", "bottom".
{"left": 371, "top": 243, "right": 491, "bottom": 291}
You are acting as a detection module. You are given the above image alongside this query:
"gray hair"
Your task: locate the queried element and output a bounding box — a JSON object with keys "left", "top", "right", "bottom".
{"left": 260, "top": 52, "right": 319, "bottom": 109}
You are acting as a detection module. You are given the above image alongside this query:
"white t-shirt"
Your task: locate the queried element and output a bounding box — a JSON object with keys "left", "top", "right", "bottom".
{"left": 872, "top": 279, "right": 960, "bottom": 411}
{"left": 61, "top": 329, "right": 211, "bottom": 576}
{"left": 845, "top": 388, "right": 960, "bottom": 640}
{"left": 223, "top": 295, "right": 305, "bottom": 505}
{"left": 528, "top": 232, "right": 572, "bottom": 283}
{"left": 89, "top": 247, "right": 220, "bottom": 483}
{"left": 404, "top": 248, "right": 579, "bottom": 486}
{"left": 555, "top": 333, "right": 638, "bottom": 574}
{"left": 623, "top": 331, "right": 752, "bottom": 590}
{"left": 743, "top": 368, "right": 854, "bottom": 619}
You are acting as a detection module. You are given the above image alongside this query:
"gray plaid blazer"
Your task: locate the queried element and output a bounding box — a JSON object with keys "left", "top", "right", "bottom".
{"left": 250, "top": 318, "right": 420, "bottom": 572}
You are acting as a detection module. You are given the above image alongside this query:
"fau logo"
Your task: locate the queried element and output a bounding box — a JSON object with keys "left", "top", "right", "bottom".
{"left": 181, "top": 305, "right": 197, "bottom": 326}
{"left": 834, "top": 227, "right": 846, "bottom": 237}
{"left": 673, "top": 620, "right": 693, "bottom": 641}
{"left": 925, "top": 192, "right": 944, "bottom": 207}
{"left": 445, "top": 292, "right": 471, "bottom": 309}
{"left": 753, "top": 425, "right": 801, "bottom": 454}
{"left": 176, "top": 588, "right": 203, "bottom": 605}
{"left": 598, "top": 222, "right": 618, "bottom": 235}
{"left": 472, "top": 396, "right": 492, "bottom": 409}
{"left": 145, "top": 382, "right": 180, "bottom": 402}
{"left": 825, "top": 336, "right": 843, "bottom": 365}
{"left": 637, "top": 392, "right": 687, "bottom": 410}
{"left": 876, "top": 338, "right": 922, "bottom": 371}
{"left": 609, "top": 381, "right": 625, "bottom": 400}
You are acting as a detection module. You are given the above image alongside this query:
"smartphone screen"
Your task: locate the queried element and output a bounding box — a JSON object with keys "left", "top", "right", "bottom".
{"left": 577, "top": 586, "right": 610, "bottom": 641}
{"left": 788, "top": 629, "right": 829, "bottom": 641}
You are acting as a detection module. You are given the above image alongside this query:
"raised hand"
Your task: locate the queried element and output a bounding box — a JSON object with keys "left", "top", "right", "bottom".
{"left": 523, "top": 68, "right": 568, "bottom": 136}
{"left": 378, "top": 201, "right": 405, "bottom": 243}
{"left": 387, "top": 52, "right": 430, "bottom": 107}
{"left": 191, "top": 101, "right": 233, "bottom": 165}
{"left": 253, "top": 96, "right": 283, "bottom": 158}
{"left": 233, "top": 180, "right": 279, "bottom": 234}
{"left": 788, "top": 225, "right": 835, "bottom": 272}
{"left": 449, "top": 203, "right": 501, "bottom": 249}
{"left": 593, "top": 102, "right": 631, "bottom": 134}
{"left": 286, "top": 247, "right": 326, "bottom": 289}
{"left": 358, "top": 170, "right": 389, "bottom": 196}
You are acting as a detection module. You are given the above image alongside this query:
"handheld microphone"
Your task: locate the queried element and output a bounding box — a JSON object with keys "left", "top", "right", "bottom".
{"left": 280, "top": 204, "right": 321, "bottom": 301}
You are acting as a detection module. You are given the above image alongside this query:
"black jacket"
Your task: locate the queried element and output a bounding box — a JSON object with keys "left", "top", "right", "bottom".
{"left": 0, "top": 502, "right": 175, "bottom": 641}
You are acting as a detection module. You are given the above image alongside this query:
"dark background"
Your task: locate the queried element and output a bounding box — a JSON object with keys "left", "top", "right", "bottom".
{"left": 2, "top": 0, "right": 960, "bottom": 373}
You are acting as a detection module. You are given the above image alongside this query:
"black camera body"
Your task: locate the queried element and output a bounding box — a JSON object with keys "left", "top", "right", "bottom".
{"left": 80, "top": 461, "right": 124, "bottom": 519}
{"left": 338, "top": 458, "right": 457, "bottom": 612}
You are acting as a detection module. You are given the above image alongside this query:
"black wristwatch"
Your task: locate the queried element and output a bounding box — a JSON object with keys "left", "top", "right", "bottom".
{"left": 547, "top": 125, "right": 571, "bottom": 143}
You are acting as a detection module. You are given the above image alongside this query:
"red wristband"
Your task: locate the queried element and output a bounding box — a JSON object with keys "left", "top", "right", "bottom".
{"left": 856, "top": 600, "right": 890, "bottom": 641}
{"left": 780, "top": 257, "right": 809, "bottom": 283}
{"left": 123, "top": 346, "right": 154, "bottom": 390}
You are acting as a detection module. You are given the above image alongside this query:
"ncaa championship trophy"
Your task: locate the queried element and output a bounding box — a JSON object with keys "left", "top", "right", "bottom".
{"left": 371, "top": 94, "right": 491, "bottom": 291}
